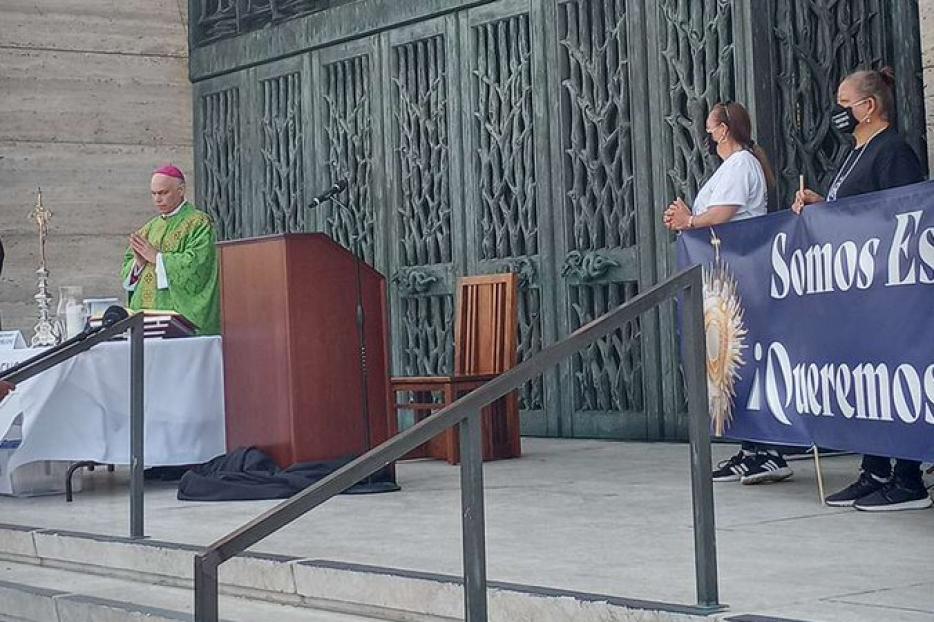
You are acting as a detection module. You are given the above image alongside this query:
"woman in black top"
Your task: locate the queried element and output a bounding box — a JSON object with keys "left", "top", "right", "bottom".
{"left": 793, "top": 67, "right": 930, "bottom": 512}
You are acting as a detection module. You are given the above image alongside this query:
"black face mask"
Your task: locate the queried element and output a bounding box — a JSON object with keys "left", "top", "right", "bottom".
{"left": 831, "top": 104, "right": 858, "bottom": 134}
{"left": 705, "top": 133, "right": 719, "bottom": 156}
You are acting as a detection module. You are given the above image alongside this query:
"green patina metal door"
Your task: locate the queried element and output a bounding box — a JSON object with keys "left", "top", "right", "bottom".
{"left": 190, "top": 0, "right": 925, "bottom": 440}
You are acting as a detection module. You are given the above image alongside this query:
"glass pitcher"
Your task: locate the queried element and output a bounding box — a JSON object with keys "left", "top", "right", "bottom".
{"left": 57, "top": 286, "right": 87, "bottom": 339}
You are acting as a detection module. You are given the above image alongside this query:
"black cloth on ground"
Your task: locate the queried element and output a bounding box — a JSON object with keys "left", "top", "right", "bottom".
{"left": 177, "top": 447, "right": 391, "bottom": 501}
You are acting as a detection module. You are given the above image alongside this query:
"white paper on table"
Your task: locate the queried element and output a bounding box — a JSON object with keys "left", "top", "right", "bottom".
{"left": 0, "top": 331, "right": 26, "bottom": 351}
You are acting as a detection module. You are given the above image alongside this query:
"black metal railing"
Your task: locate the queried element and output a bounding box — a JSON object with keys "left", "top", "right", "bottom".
{"left": 0, "top": 314, "right": 146, "bottom": 537}
{"left": 193, "top": 265, "right": 717, "bottom": 621}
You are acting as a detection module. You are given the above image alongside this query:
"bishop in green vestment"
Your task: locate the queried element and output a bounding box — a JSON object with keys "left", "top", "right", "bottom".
{"left": 121, "top": 165, "right": 220, "bottom": 335}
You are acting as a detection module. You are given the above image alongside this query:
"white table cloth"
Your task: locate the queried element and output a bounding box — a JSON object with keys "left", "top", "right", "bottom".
{"left": 0, "top": 336, "right": 226, "bottom": 494}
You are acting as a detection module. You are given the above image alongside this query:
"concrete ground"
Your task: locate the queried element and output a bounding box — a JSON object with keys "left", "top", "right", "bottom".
{"left": 0, "top": 438, "right": 932, "bottom": 622}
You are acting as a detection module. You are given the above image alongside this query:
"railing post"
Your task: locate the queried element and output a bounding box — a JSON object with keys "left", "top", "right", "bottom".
{"left": 194, "top": 554, "right": 219, "bottom": 622}
{"left": 459, "top": 411, "right": 488, "bottom": 622}
{"left": 129, "top": 314, "right": 145, "bottom": 539}
{"left": 680, "top": 275, "right": 720, "bottom": 609}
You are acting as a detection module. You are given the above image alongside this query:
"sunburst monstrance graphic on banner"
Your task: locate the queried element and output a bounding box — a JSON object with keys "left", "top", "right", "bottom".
{"left": 702, "top": 230, "right": 748, "bottom": 436}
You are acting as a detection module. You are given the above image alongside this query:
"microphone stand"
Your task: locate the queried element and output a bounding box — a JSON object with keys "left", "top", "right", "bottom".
{"left": 310, "top": 187, "right": 399, "bottom": 494}
{"left": 0, "top": 307, "right": 130, "bottom": 382}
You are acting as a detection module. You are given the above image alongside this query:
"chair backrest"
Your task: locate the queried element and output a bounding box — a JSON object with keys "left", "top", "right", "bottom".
{"left": 453, "top": 273, "right": 519, "bottom": 376}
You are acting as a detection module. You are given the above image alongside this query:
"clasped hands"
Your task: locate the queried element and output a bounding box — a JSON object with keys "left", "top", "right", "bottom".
{"left": 663, "top": 198, "right": 693, "bottom": 232}
{"left": 129, "top": 233, "right": 158, "bottom": 267}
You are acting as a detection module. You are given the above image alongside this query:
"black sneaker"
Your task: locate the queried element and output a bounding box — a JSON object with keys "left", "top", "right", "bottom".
{"left": 740, "top": 453, "right": 793, "bottom": 485}
{"left": 712, "top": 451, "right": 750, "bottom": 482}
{"left": 853, "top": 480, "right": 933, "bottom": 512}
{"left": 825, "top": 471, "right": 887, "bottom": 507}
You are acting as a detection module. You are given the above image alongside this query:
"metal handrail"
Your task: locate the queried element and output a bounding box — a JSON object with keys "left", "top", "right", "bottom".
{"left": 194, "top": 265, "right": 716, "bottom": 621}
{"left": 0, "top": 313, "right": 146, "bottom": 537}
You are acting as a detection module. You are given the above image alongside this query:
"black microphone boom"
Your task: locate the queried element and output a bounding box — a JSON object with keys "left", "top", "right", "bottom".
{"left": 0, "top": 306, "right": 132, "bottom": 382}
{"left": 67, "top": 305, "right": 129, "bottom": 344}
{"left": 308, "top": 179, "right": 349, "bottom": 209}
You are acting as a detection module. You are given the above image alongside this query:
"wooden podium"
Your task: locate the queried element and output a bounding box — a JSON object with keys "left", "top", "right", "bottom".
{"left": 218, "top": 234, "right": 393, "bottom": 469}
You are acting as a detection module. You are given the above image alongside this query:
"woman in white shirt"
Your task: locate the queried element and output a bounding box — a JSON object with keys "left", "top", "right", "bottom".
{"left": 663, "top": 101, "right": 772, "bottom": 232}
{"left": 663, "top": 101, "right": 788, "bottom": 486}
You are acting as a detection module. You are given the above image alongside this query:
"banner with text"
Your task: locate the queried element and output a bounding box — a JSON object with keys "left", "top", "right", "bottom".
{"left": 677, "top": 180, "right": 934, "bottom": 462}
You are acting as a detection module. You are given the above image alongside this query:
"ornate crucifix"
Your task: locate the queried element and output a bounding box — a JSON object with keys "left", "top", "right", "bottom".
{"left": 30, "top": 188, "right": 62, "bottom": 346}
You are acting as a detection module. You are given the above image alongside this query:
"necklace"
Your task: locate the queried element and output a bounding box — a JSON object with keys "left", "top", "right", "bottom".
{"left": 826, "top": 125, "right": 887, "bottom": 201}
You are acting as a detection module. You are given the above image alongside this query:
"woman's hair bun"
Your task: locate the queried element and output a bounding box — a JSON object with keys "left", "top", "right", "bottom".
{"left": 879, "top": 66, "right": 896, "bottom": 88}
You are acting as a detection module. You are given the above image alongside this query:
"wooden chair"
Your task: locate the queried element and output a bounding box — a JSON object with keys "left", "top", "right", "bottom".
{"left": 389, "top": 273, "right": 521, "bottom": 464}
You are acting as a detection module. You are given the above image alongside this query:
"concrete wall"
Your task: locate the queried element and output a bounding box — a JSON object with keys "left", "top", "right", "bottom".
{"left": 0, "top": 0, "right": 192, "bottom": 335}
{"left": 923, "top": 0, "right": 934, "bottom": 175}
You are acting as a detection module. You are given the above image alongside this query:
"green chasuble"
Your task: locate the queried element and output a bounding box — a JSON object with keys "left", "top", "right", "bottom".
{"left": 121, "top": 202, "right": 221, "bottom": 335}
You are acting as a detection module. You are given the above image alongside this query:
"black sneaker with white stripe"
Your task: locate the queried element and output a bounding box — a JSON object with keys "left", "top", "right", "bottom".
{"left": 740, "top": 452, "right": 793, "bottom": 485}
{"left": 712, "top": 451, "right": 751, "bottom": 482}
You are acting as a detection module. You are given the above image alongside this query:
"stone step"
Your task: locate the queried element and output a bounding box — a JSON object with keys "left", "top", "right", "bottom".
{"left": 0, "top": 558, "right": 395, "bottom": 622}
{"left": 0, "top": 523, "right": 720, "bottom": 622}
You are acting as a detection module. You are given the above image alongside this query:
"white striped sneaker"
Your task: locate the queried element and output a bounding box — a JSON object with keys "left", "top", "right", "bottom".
{"left": 740, "top": 453, "right": 793, "bottom": 485}
{"left": 712, "top": 451, "right": 752, "bottom": 482}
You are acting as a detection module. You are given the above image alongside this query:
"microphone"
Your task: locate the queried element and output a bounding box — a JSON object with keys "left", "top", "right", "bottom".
{"left": 308, "top": 179, "right": 349, "bottom": 209}
{"left": 0, "top": 306, "right": 131, "bottom": 382}
{"left": 101, "top": 305, "right": 130, "bottom": 328}
{"left": 76, "top": 305, "right": 130, "bottom": 341}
